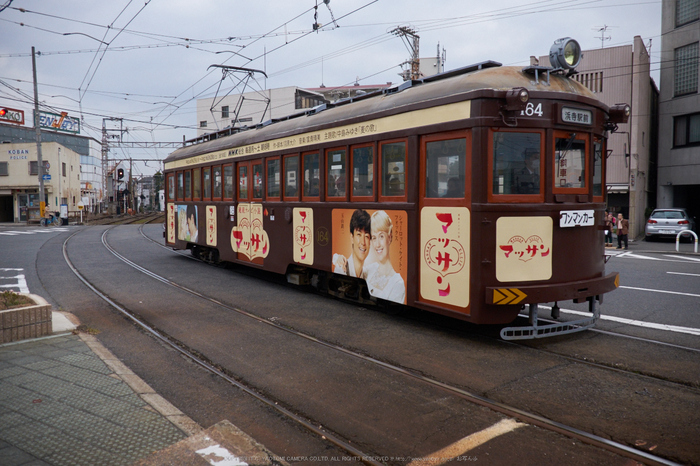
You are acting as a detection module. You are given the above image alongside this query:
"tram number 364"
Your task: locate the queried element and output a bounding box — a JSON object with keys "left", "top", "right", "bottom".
{"left": 520, "top": 102, "right": 543, "bottom": 117}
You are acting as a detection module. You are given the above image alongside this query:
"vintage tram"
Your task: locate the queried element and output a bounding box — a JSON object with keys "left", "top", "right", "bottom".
{"left": 163, "top": 38, "right": 628, "bottom": 339}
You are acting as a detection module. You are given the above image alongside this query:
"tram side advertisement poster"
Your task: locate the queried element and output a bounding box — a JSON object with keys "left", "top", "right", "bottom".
{"left": 332, "top": 209, "right": 408, "bottom": 305}
{"left": 177, "top": 204, "right": 198, "bottom": 242}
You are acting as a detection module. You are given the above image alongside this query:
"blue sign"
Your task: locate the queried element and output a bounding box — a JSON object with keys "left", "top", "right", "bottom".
{"left": 42, "top": 174, "right": 51, "bottom": 181}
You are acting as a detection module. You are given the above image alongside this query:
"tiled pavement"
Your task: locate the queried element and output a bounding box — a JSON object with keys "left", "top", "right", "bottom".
{"left": 0, "top": 334, "right": 195, "bottom": 466}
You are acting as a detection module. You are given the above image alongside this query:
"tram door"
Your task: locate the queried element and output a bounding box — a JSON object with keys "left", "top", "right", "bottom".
{"left": 418, "top": 131, "right": 472, "bottom": 314}
{"left": 232, "top": 161, "right": 269, "bottom": 265}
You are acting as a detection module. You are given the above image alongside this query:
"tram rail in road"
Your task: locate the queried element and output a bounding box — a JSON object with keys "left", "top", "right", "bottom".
{"left": 57, "top": 224, "right": 686, "bottom": 466}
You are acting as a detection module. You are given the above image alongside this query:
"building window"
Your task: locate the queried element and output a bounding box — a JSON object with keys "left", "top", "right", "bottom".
{"left": 0, "top": 161, "right": 8, "bottom": 176}
{"left": 200, "top": 121, "right": 208, "bottom": 128}
{"left": 673, "top": 112, "right": 700, "bottom": 147}
{"left": 674, "top": 42, "right": 699, "bottom": 97}
{"left": 29, "top": 161, "right": 39, "bottom": 176}
{"left": 222, "top": 106, "right": 229, "bottom": 118}
{"left": 676, "top": 0, "right": 700, "bottom": 27}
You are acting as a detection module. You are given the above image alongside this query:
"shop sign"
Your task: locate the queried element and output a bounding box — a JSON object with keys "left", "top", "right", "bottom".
{"left": 38, "top": 110, "right": 81, "bottom": 134}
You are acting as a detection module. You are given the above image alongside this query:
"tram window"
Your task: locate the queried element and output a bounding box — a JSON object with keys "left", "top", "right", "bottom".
{"left": 381, "top": 141, "right": 406, "bottom": 197}
{"left": 327, "top": 149, "right": 346, "bottom": 198}
{"left": 238, "top": 165, "right": 248, "bottom": 200}
{"left": 593, "top": 138, "right": 603, "bottom": 198}
{"left": 352, "top": 145, "right": 374, "bottom": 198}
{"left": 554, "top": 133, "right": 586, "bottom": 190}
{"left": 177, "top": 172, "right": 184, "bottom": 200}
{"left": 184, "top": 171, "right": 192, "bottom": 200}
{"left": 213, "top": 165, "right": 222, "bottom": 199}
{"left": 425, "top": 138, "right": 466, "bottom": 198}
{"left": 223, "top": 164, "right": 234, "bottom": 200}
{"left": 303, "top": 152, "right": 320, "bottom": 198}
{"left": 167, "top": 174, "right": 175, "bottom": 201}
{"left": 267, "top": 159, "right": 281, "bottom": 198}
{"left": 193, "top": 168, "right": 201, "bottom": 200}
{"left": 252, "top": 163, "right": 263, "bottom": 199}
{"left": 492, "top": 132, "right": 541, "bottom": 196}
{"left": 284, "top": 155, "right": 298, "bottom": 198}
{"left": 203, "top": 167, "right": 211, "bottom": 200}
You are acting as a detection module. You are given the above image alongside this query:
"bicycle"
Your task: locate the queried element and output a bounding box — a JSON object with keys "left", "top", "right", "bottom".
{"left": 40, "top": 214, "right": 62, "bottom": 227}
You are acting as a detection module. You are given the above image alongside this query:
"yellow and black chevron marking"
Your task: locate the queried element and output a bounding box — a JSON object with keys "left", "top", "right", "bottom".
{"left": 614, "top": 275, "right": 620, "bottom": 288}
{"left": 493, "top": 288, "right": 527, "bottom": 305}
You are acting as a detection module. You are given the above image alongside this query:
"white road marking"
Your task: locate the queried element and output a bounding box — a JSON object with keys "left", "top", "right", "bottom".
{"left": 407, "top": 418, "right": 525, "bottom": 466}
{"left": 0, "top": 269, "right": 30, "bottom": 294}
{"left": 551, "top": 308, "right": 700, "bottom": 337}
{"left": 0, "top": 228, "right": 69, "bottom": 236}
{"left": 668, "top": 271, "right": 700, "bottom": 277}
{"left": 619, "top": 285, "right": 700, "bottom": 298}
{"left": 195, "top": 444, "right": 248, "bottom": 466}
{"left": 664, "top": 254, "right": 700, "bottom": 262}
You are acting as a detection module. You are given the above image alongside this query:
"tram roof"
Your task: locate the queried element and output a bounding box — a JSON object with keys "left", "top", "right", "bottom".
{"left": 166, "top": 62, "right": 599, "bottom": 164}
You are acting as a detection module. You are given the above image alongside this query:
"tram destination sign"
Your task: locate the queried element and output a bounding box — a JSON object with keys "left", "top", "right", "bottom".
{"left": 561, "top": 107, "right": 592, "bottom": 126}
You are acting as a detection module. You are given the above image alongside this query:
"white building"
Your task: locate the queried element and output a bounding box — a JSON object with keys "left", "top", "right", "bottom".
{"left": 0, "top": 141, "right": 81, "bottom": 222}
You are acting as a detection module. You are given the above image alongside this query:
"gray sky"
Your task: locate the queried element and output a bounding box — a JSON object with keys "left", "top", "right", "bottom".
{"left": 0, "top": 0, "right": 661, "bottom": 176}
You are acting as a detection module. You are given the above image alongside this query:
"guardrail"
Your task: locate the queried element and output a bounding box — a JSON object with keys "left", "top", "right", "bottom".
{"left": 676, "top": 230, "right": 699, "bottom": 253}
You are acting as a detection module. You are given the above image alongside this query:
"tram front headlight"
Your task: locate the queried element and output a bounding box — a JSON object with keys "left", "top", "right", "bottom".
{"left": 505, "top": 87, "right": 529, "bottom": 111}
{"left": 549, "top": 37, "right": 582, "bottom": 71}
{"left": 609, "top": 103, "right": 631, "bottom": 124}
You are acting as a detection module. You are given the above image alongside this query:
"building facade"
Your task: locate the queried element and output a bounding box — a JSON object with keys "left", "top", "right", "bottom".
{"left": 0, "top": 122, "right": 104, "bottom": 215}
{"left": 0, "top": 142, "right": 81, "bottom": 222}
{"left": 196, "top": 84, "right": 390, "bottom": 138}
{"left": 658, "top": 0, "right": 700, "bottom": 220}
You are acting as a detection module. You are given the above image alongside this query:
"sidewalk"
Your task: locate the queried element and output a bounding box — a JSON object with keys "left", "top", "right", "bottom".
{"left": 0, "top": 313, "right": 283, "bottom": 465}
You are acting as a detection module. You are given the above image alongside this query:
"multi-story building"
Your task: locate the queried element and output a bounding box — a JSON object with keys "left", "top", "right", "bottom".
{"left": 196, "top": 84, "right": 389, "bottom": 138}
{"left": 0, "top": 141, "right": 81, "bottom": 222}
{"left": 658, "top": 0, "right": 700, "bottom": 219}
{"left": 0, "top": 122, "right": 104, "bottom": 216}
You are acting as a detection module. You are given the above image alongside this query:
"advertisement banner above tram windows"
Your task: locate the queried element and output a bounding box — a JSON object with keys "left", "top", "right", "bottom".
{"left": 332, "top": 208, "right": 407, "bottom": 305}
{"left": 496, "top": 216, "right": 553, "bottom": 283}
{"left": 166, "top": 100, "right": 472, "bottom": 170}
{"left": 420, "top": 206, "right": 470, "bottom": 310}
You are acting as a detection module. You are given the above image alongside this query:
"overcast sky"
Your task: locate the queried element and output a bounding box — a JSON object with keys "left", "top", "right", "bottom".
{"left": 0, "top": 0, "right": 661, "bottom": 177}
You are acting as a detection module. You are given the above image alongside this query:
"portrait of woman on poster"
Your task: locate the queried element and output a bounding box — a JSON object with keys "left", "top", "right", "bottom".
{"left": 364, "top": 210, "right": 406, "bottom": 303}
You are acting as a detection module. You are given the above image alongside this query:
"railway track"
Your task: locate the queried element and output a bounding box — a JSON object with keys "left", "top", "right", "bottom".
{"left": 59, "top": 224, "right": 688, "bottom": 466}
{"left": 85, "top": 212, "right": 164, "bottom": 226}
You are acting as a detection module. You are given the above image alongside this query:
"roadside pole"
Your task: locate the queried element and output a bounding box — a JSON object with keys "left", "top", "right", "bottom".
{"left": 32, "top": 46, "right": 45, "bottom": 218}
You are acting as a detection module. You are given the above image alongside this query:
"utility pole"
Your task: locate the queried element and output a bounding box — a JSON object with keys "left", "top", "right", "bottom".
{"left": 31, "top": 47, "right": 45, "bottom": 216}
{"left": 392, "top": 26, "right": 420, "bottom": 81}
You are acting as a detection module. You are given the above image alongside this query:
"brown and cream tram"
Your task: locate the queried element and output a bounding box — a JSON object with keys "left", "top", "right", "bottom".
{"left": 164, "top": 38, "right": 629, "bottom": 339}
